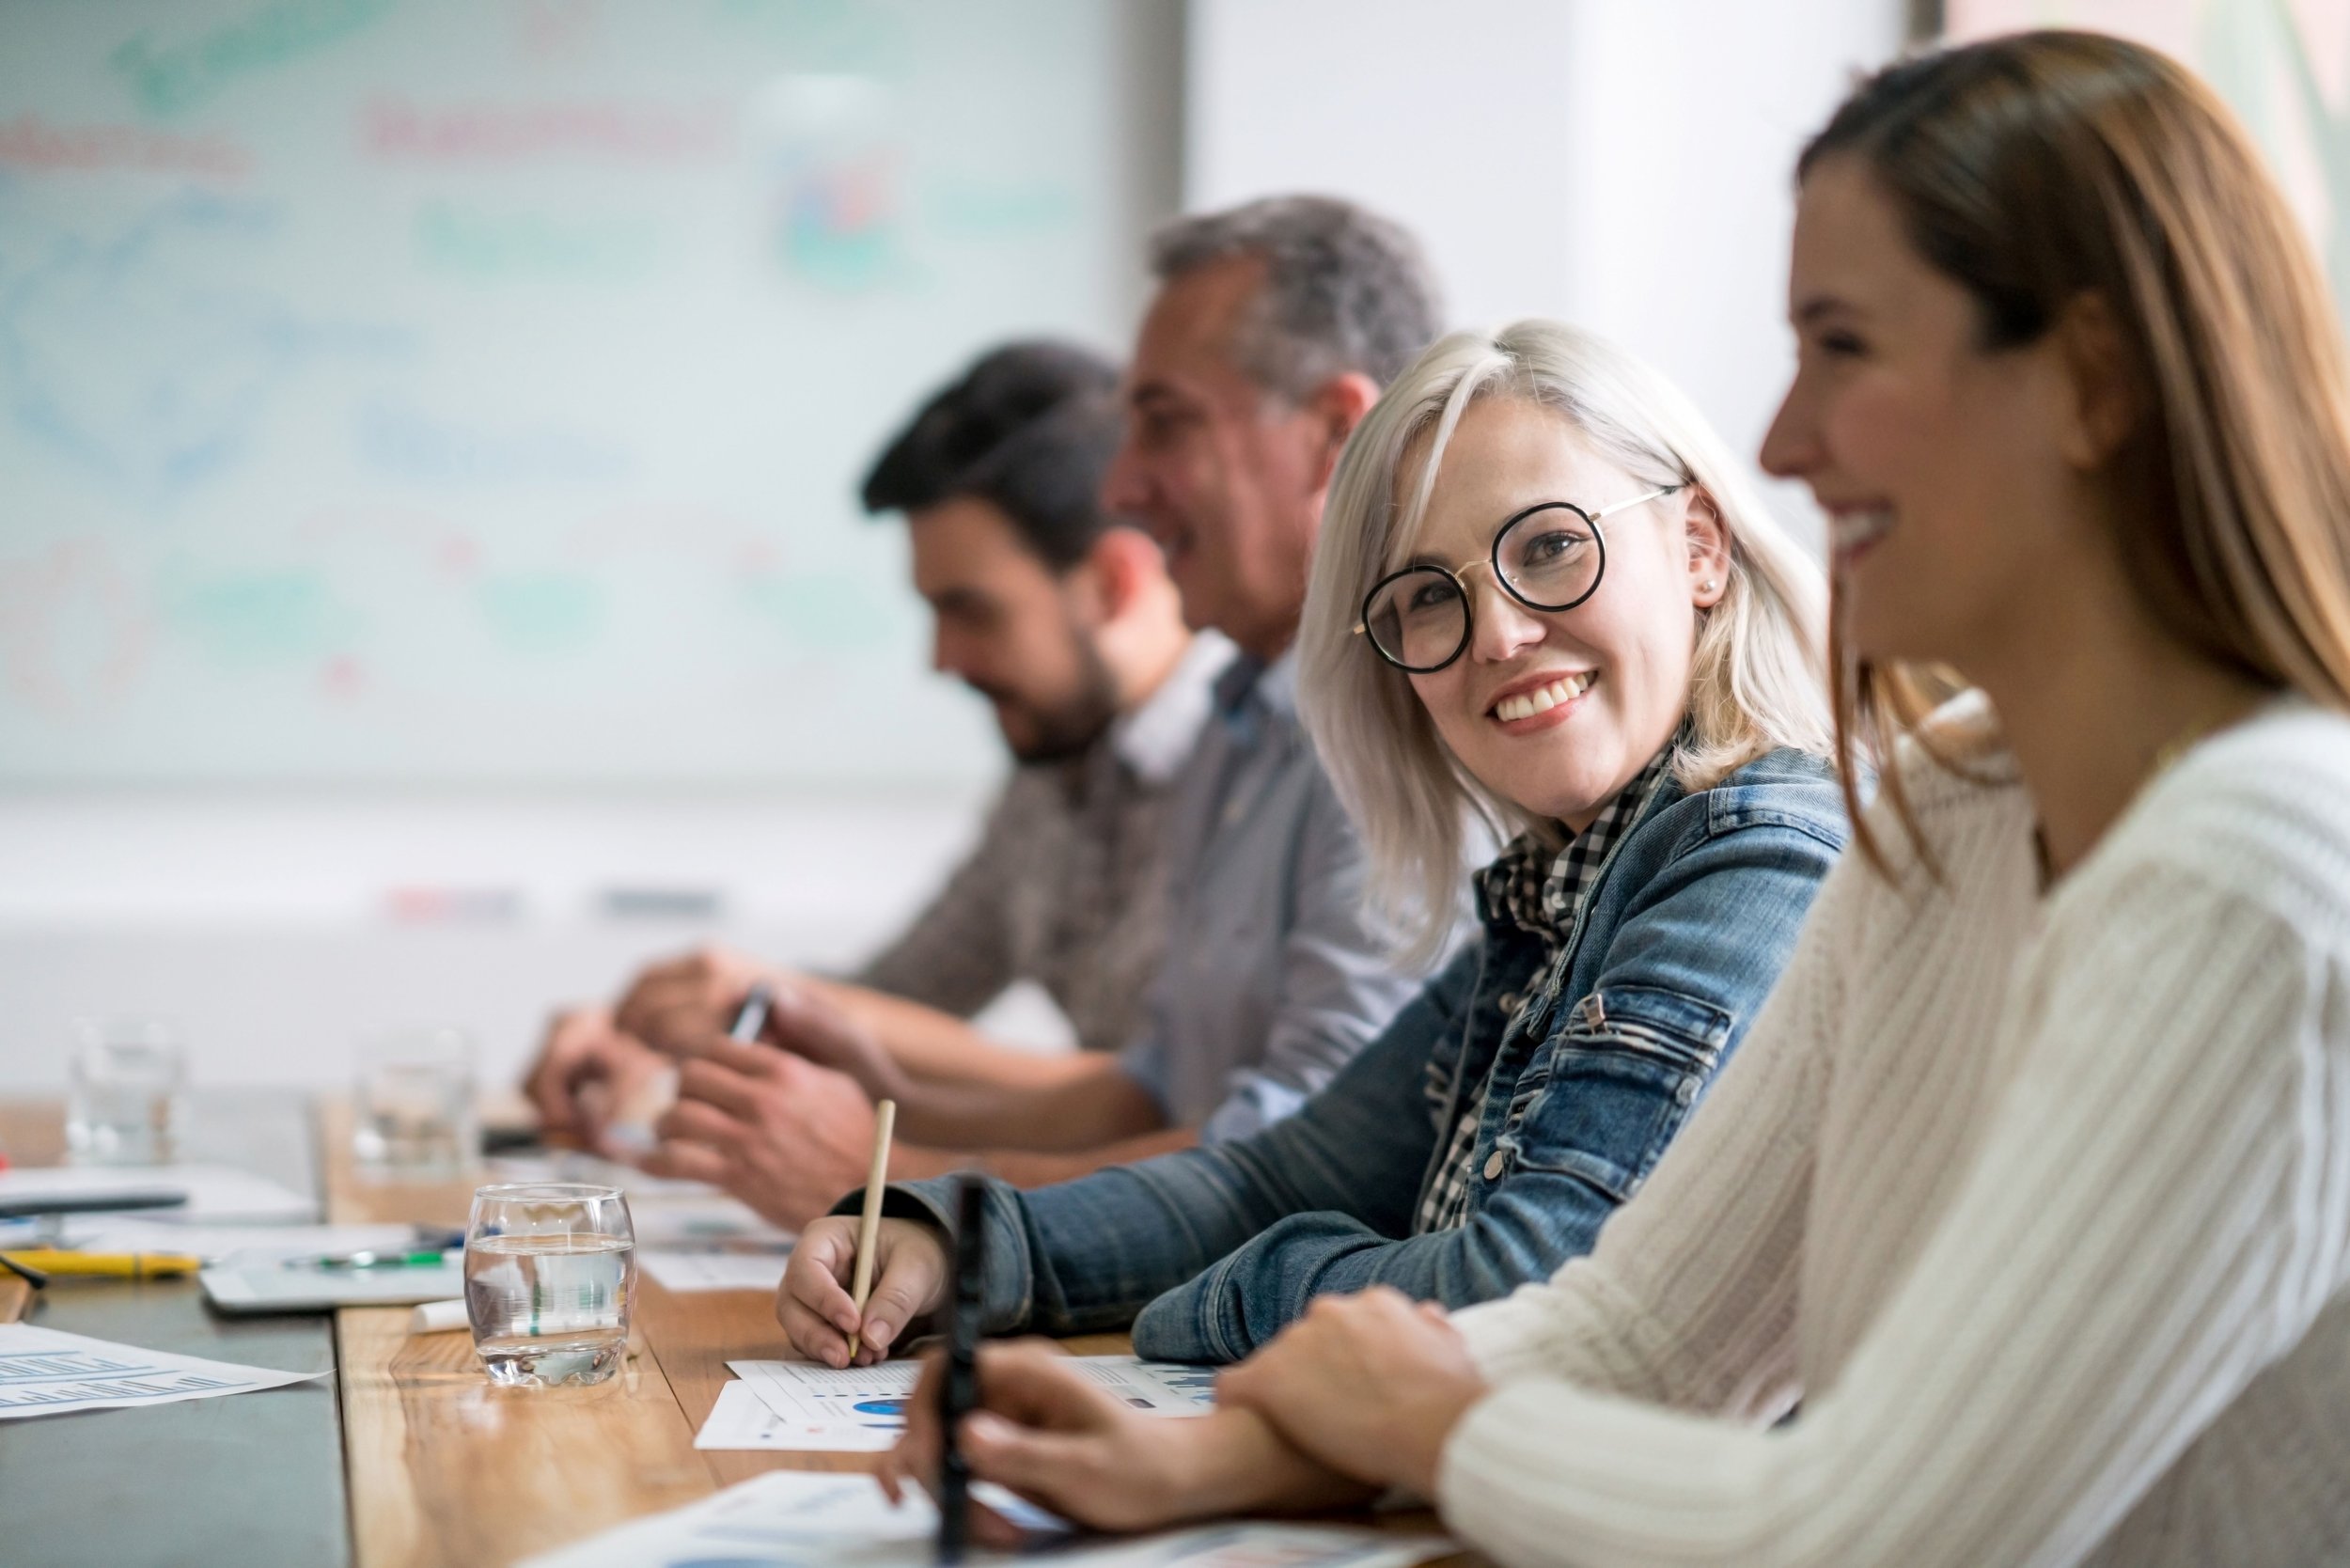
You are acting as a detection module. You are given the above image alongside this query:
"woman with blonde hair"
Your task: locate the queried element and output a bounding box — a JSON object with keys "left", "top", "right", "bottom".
{"left": 885, "top": 30, "right": 2350, "bottom": 1567}
{"left": 774, "top": 320, "right": 1845, "bottom": 1369}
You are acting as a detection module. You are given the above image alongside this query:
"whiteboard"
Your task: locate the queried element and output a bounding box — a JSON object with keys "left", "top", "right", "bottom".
{"left": 0, "top": 0, "right": 1174, "bottom": 785}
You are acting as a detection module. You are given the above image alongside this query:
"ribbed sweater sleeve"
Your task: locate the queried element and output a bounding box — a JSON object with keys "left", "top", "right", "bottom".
{"left": 1433, "top": 760, "right": 2350, "bottom": 1568}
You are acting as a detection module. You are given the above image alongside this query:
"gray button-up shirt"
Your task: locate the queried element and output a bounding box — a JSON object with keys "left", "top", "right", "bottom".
{"left": 1118, "top": 650, "right": 1420, "bottom": 1141}
{"left": 854, "top": 633, "right": 1232, "bottom": 1054}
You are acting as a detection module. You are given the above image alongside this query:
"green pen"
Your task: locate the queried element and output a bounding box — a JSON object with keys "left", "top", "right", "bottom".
{"left": 286, "top": 1249, "right": 456, "bottom": 1270}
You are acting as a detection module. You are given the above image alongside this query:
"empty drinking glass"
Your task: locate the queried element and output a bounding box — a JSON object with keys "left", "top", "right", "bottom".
{"left": 66, "top": 1018, "right": 188, "bottom": 1166}
{"left": 464, "top": 1183, "right": 634, "bottom": 1387}
{"left": 352, "top": 1026, "right": 478, "bottom": 1181}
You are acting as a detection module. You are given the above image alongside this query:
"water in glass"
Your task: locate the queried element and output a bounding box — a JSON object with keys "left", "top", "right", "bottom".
{"left": 66, "top": 1019, "right": 187, "bottom": 1166}
{"left": 353, "top": 1027, "right": 478, "bottom": 1180}
{"left": 464, "top": 1184, "right": 634, "bottom": 1387}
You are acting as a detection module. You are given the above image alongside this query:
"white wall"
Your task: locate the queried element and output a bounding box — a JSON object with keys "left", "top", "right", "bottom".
{"left": 1186, "top": 0, "right": 1908, "bottom": 539}
{"left": 0, "top": 789, "right": 1097, "bottom": 1093}
{"left": 1186, "top": 0, "right": 1580, "bottom": 342}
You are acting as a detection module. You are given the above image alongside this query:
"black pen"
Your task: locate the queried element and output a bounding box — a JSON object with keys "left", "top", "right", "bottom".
{"left": 728, "top": 982, "right": 774, "bottom": 1044}
{"left": 938, "top": 1172, "right": 986, "bottom": 1564}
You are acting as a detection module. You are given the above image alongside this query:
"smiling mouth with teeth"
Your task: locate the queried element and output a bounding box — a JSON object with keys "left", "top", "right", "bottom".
{"left": 1492, "top": 670, "right": 1597, "bottom": 723}
{"left": 1830, "top": 509, "right": 1895, "bottom": 558}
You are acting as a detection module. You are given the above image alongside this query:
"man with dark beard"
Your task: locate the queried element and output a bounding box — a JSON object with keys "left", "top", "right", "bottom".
{"left": 525, "top": 341, "right": 1230, "bottom": 1208}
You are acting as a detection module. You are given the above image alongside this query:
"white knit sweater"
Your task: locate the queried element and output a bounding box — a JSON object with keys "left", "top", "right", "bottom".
{"left": 1439, "top": 697, "right": 2350, "bottom": 1568}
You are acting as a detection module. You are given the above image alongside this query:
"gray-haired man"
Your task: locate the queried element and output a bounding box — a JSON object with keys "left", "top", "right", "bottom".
{"left": 1090, "top": 195, "right": 1446, "bottom": 1138}
{"left": 662, "top": 197, "right": 1447, "bottom": 1216}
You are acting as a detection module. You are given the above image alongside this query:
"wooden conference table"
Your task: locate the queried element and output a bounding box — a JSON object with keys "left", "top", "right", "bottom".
{"left": 0, "top": 1093, "right": 1463, "bottom": 1568}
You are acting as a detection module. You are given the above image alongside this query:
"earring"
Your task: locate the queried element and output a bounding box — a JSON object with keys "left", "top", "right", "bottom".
{"left": 1700, "top": 578, "right": 1718, "bottom": 594}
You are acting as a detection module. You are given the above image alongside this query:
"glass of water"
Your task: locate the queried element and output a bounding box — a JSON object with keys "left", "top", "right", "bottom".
{"left": 352, "top": 1026, "right": 478, "bottom": 1181}
{"left": 464, "top": 1183, "right": 635, "bottom": 1388}
{"left": 66, "top": 1018, "right": 188, "bottom": 1166}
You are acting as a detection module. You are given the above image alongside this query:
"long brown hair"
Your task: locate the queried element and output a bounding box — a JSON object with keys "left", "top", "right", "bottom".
{"left": 1802, "top": 30, "right": 2350, "bottom": 870}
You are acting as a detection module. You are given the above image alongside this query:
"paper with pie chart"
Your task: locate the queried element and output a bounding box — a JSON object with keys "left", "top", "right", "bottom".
{"left": 720, "top": 1355, "right": 1215, "bottom": 1451}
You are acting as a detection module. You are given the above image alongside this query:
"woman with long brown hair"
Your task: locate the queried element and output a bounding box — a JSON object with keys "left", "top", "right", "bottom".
{"left": 875, "top": 31, "right": 2350, "bottom": 1566}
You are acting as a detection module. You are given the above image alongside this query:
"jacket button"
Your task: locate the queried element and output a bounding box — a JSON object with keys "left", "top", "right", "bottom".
{"left": 1498, "top": 991, "right": 1521, "bottom": 1016}
{"left": 1482, "top": 1151, "right": 1506, "bottom": 1181}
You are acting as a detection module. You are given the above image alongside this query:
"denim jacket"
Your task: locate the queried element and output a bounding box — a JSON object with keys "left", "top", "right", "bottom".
{"left": 860, "top": 746, "right": 1847, "bottom": 1363}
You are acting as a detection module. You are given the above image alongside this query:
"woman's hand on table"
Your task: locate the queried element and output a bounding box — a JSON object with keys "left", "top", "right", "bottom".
{"left": 1215, "top": 1287, "right": 1489, "bottom": 1497}
{"left": 776, "top": 1215, "right": 948, "bottom": 1366}
{"left": 878, "top": 1341, "right": 1372, "bottom": 1541}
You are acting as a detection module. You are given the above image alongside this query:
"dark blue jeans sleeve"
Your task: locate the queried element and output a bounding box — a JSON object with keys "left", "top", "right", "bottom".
{"left": 1131, "top": 817, "right": 1842, "bottom": 1363}
{"left": 876, "top": 942, "right": 1486, "bottom": 1338}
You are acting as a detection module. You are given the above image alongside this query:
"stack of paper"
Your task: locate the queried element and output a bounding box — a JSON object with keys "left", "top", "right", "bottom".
{"left": 519, "top": 1467, "right": 1455, "bottom": 1568}
{"left": 692, "top": 1381, "right": 807, "bottom": 1450}
{"left": 702, "top": 1356, "right": 1216, "bottom": 1453}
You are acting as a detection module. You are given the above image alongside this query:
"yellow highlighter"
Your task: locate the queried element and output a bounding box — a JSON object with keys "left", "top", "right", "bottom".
{"left": 0, "top": 1249, "right": 203, "bottom": 1278}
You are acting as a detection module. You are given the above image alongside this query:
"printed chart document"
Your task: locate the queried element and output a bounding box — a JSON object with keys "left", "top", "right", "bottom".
{"left": 692, "top": 1379, "right": 807, "bottom": 1450}
{"left": 519, "top": 1467, "right": 1456, "bottom": 1568}
{"left": 717, "top": 1360, "right": 910, "bottom": 1451}
{"left": 0, "top": 1323, "right": 323, "bottom": 1419}
{"left": 720, "top": 1355, "right": 1216, "bottom": 1451}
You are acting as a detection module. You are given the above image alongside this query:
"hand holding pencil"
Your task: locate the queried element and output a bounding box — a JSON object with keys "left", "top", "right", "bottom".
{"left": 774, "top": 1101, "right": 955, "bottom": 1367}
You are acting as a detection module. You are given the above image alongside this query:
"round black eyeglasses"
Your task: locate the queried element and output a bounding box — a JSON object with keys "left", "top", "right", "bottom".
{"left": 1354, "top": 486, "right": 1683, "bottom": 673}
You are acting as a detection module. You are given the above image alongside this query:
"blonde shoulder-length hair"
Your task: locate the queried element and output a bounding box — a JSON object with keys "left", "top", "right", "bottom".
{"left": 1298, "top": 320, "right": 1834, "bottom": 963}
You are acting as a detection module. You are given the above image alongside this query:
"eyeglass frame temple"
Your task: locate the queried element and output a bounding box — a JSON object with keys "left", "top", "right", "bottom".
{"left": 1583, "top": 482, "right": 1683, "bottom": 523}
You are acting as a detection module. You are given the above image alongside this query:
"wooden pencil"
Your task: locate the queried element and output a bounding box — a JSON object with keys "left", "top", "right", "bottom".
{"left": 848, "top": 1098, "right": 897, "bottom": 1354}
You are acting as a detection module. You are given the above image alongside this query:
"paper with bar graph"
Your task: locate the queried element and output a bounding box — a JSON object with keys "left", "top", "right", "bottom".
{"left": 719, "top": 1353, "right": 1215, "bottom": 1450}
{"left": 0, "top": 1323, "right": 322, "bottom": 1419}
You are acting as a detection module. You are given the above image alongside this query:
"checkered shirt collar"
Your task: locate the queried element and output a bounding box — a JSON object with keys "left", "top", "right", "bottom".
{"left": 1418, "top": 736, "right": 1684, "bottom": 1238}
{"left": 1474, "top": 738, "right": 1680, "bottom": 948}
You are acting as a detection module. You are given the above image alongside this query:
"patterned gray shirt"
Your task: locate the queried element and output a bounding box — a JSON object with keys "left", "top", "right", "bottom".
{"left": 1416, "top": 741, "right": 1680, "bottom": 1233}
{"left": 853, "top": 634, "right": 1233, "bottom": 1054}
{"left": 1118, "top": 650, "right": 1427, "bottom": 1139}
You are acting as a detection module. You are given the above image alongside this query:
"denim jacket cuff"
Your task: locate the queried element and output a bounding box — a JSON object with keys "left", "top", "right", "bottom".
{"left": 1133, "top": 1248, "right": 1259, "bottom": 1364}
{"left": 828, "top": 1180, "right": 955, "bottom": 1234}
{"left": 835, "top": 1178, "right": 1034, "bottom": 1337}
